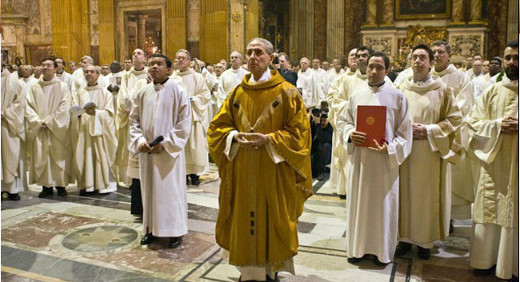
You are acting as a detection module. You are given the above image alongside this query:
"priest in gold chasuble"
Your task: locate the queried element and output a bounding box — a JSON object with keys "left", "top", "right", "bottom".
{"left": 208, "top": 38, "right": 313, "bottom": 281}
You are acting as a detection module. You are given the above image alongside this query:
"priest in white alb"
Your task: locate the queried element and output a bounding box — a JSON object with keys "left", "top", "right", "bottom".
{"left": 396, "top": 45, "right": 462, "bottom": 259}
{"left": 129, "top": 54, "right": 192, "bottom": 249}
{"left": 26, "top": 58, "right": 72, "bottom": 198}
{"left": 468, "top": 41, "right": 518, "bottom": 281}
{"left": 327, "top": 47, "right": 393, "bottom": 199}
{"left": 70, "top": 65, "right": 117, "bottom": 195}
{"left": 430, "top": 41, "right": 475, "bottom": 231}
{"left": 175, "top": 49, "right": 211, "bottom": 186}
{"left": 337, "top": 52, "right": 412, "bottom": 265}
{"left": 219, "top": 51, "right": 248, "bottom": 96}
{"left": 117, "top": 48, "right": 149, "bottom": 216}
{"left": 1, "top": 61, "right": 26, "bottom": 201}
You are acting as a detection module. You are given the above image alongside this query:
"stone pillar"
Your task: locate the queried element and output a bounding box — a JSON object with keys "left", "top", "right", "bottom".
{"left": 326, "top": 0, "right": 344, "bottom": 60}
{"left": 89, "top": 0, "right": 100, "bottom": 64}
{"left": 186, "top": 0, "right": 200, "bottom": 58}
{"left": 507, "top": 0, "right": 519, "bottom": 42}
{"left": 314, "top": 0, "right": 327, "bottom": 60}
{"left": 289, "top": 0, "right": 313, "bottom": 60}
{"left": 345, "top": 0, "right": 363, "bottom": 54}
{"left": 469, "top": 0, "right": 483, "bottom": 23}
{"left": 451, "top": 0, "right": 464, "bottom": 24}
{"left": 381, "top": 0, "right": 394, "bottom": 26}
{"left": 365, "top": 0, "right": 377, "bottom": 26}
{"left": 137, "top": 15, "right": 148, "bottom": 50}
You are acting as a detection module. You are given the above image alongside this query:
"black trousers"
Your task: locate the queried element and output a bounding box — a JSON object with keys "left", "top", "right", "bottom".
{"left": 130, "top": 178, "right": 143, "bottom": 215}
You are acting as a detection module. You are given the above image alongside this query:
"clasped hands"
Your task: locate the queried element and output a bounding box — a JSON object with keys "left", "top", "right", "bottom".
{"left": 350, "top": 131, "right": 387, "bottom": 152}
{"left": 233, "top": 132, "right": 268, "bottom": 150}
{"left": 138, "top": 142, "right": 164, "bottom": 154}
{"left": 501, "top": 116, "right": 518, "bottom": 134}
{"left": 412, "top": 123, "right": 427, "bottom": 140}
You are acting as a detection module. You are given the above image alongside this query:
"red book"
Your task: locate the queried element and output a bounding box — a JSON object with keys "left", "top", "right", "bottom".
{"left": 355, "top": 105, "right": 387, "bottom": 147}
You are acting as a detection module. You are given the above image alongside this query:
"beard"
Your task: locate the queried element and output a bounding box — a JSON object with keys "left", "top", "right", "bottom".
{"left": 505, "top": 65, "right": 519, "bottom": 80}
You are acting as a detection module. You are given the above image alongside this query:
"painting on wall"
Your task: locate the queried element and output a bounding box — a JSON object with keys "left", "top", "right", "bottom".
{"left": 395, "top": 0, "right": 451, "bottom": 20}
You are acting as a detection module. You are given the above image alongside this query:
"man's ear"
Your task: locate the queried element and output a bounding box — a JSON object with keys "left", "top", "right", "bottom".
{"left": 269, "top": 54, "right": 275, "bottom": 63}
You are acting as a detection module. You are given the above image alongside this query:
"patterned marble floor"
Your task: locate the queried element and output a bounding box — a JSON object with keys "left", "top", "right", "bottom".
{"left": 1, "top": 164, "right": 503, "bottom": 281}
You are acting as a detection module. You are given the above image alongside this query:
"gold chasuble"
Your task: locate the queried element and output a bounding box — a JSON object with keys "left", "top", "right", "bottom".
{"left": 208, "top": 70, "right": 313, "bottom": 269}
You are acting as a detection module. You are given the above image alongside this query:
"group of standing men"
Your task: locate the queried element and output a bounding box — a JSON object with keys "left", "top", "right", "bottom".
{"left": 324, "top": 41, "right": 518, "bottom": 281}
{"left": 1, "top": 36, "right": 518, "bottom": 281}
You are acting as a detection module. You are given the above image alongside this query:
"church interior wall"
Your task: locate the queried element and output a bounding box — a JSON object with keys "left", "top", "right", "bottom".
{"left": 0, "top": 0, "right": 517, "bottom": 67}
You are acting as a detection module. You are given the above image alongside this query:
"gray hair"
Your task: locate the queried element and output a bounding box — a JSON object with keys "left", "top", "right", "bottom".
{"left": 230, "top": 51, "right": 243, "bottom": 59}
{"left": 81, "top": 55, "right": 94, "bottom": 64}
{"left": 176, "top": 49, "right": 191, "bottom": 60}
{"left": 248, "top": 37, "right": 274, "bottom": 55}
{"left": 432, "top": 41, "right": 451, "bottom": 54}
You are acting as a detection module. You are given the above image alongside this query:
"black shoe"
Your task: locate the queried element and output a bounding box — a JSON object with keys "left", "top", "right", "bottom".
{"left": 39, "top": 187, "right": 54, "bottom": 198}
{"left": 266, "top": 272, "right": 279, "bottom": 282}
{"left": 140, "top": 233, "right": 155, "bottom": 245}
{"left": 372, "top": 255, "right": 388, "bottom": 266}
{"left": 8, "top": 193, "right": 20, "bottom": 201}
{"left": 473, "top": 265, "right": 495, "bottom": 276}
{"left": 56, "top": 187, "right": 67, "bottom": 196}
{"left": 417, "top": 247, "right": 431, "bottom": 260}
{"left": 449, "top": 219, "right": 454, "bottom": 234}
{"left": 190, "top": 174, "right": 200, "bottom": 187}
{"left": 339, "top": 194, "right": 346, "bottom": 200}
{"left": 317, "top": 174, "right": 325, "bottom": 181}
{"left": 169, "top": 236, "right": 182, "bottom": 248}
{"left": 347, "top": 257, "right": 362, "bottom": 264}
{"left": 510, "top": 275, "right": 518, "bottom": 282}
{"left": 395, "top": 242, "right": 412, "bottom": 257}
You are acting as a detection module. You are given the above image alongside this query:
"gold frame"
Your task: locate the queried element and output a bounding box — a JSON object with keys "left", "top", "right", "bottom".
{"left": 395, "top": 0, "right": 451, "bottom": 20}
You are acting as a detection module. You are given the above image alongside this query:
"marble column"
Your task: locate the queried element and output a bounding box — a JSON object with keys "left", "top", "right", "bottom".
{"left": 507, "top": 0, "right": 519, "bottom": 42}
{"left": 289, "top": 0, "right": 313, "bottom": 60}
{"left": 469, "top": 0, "right": 482, "bottom": 23}
{"left": 365, "top": 0, "right": 377, "bottom": 26}
{"left": 137, "top": 15, "right": 148, "bottom": 50}
{"left": 326, "top": 0, "right": 344, "bottom": 60}
{"left": 451, "top": 0, "right": 464, "bottom": 24}
{"left": 314, "top": 0, "right": 327, "bottom": 60}
{"left": 89, "top": 0, "right": 100, "bottom": 64}
{"left": 187, "top": 0, "right": 200, "bottom": 58}
{"left": 381, "top": 0, "right": 394, "bottom": 26}
{"left": 345, "top": 0, "right": 363, "bottom": 54}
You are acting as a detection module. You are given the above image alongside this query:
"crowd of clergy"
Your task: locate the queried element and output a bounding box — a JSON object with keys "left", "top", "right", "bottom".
{"left": 1, "top": 35, "right": 517, "bottom": 281}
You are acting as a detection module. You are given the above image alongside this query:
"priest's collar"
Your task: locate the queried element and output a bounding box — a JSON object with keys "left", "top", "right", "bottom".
{"left": 249, "top": 68, "right": 271, "bottom": 85}
{"left": 154, "top": 78, "right": 169, "bottom": 85}
{"left": 368, "top": 81, "right": 385, "bottom": 89}
{"left": 413, "top": 74, "right": 432, "bottom": 85}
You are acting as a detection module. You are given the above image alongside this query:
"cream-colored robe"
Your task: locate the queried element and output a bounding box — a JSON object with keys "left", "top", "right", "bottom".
{"left": 431, "top": 64, "right": 475, "bottom": 215}
{"left": 219, "top": 67, "right": 248, "bottom": 96}
{"left": 70, "top": 84, "right": 117, "bottom": 193}
{"left": 467, "top": 76, "right": 518, "bottom": 280}
{"left": 2, "top": 69, "right": 26, "bottom": 193}
{"left": 176, "top": 68, "right": 211, "bottom": 175}
{"left": 129, "top": 79, "right": 192, "bottom": 237}
{"left": 25, "top": 76, "right": 72, "bottom": 187}
{"left": 56, "top": 71, "right": 73, "bottom": 90}
{"left": 116, "top": 67, "right": 148, "bottom": 181}
{"left": 337, "top": 82, "right": 412, "bottom": 263}
{"left": 398, "top": 76, "right": 462, "bottom": 248}
{"left": 394, "top": 67, "right": 413, "bottom": 87}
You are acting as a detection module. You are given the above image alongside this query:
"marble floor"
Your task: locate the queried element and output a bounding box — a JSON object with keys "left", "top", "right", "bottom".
{"left": 1, "top": 164, "right": 504, "bottom": 282}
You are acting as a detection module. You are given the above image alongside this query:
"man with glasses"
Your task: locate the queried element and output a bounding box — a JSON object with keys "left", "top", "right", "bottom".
{"left": 208, "top": 37, "right": 312, "bottom": 281}
{"left": 220, "top": 51, "right": 248, "bottom": 97}
{"left": 26, "top": 58, "right": 73, "bottom": 198}
{"left": 396, "top": 44, "right": 462, "bottom": 260}
{"left": 175, "top": 49, "right": 211, "bottom": 187}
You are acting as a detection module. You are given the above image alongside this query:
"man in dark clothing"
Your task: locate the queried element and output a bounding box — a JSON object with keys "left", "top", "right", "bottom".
{"left": 311, "top": 112, "right": 333, "bottom": 180}
{"left": 278, "top": 52, "right": 298, "bottom": 86}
